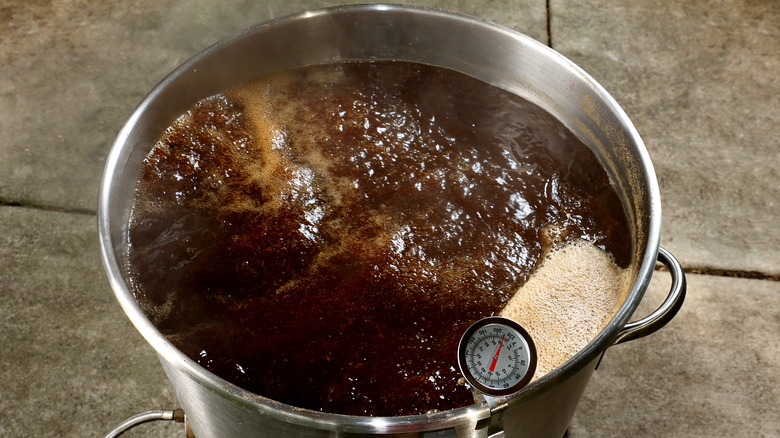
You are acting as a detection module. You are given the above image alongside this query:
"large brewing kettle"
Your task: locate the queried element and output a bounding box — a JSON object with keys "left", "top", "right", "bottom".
{"left": 98, "top": 5, "right": 686, "bottom": 437}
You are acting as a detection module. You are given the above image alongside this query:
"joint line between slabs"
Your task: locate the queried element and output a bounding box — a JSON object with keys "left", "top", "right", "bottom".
{"left": 655, "top": 264, "right": 780, "bottom": 282}
{"left": 0, "top": 200, "right": 95, "bottom": 216}
{"left": 546, "top": 0, "right": 553, "bottom": 48}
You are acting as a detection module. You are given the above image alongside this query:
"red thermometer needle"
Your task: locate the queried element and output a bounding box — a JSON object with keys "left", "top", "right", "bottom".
{"left": 489, "top": 333, "right": 507, "bottom": 372}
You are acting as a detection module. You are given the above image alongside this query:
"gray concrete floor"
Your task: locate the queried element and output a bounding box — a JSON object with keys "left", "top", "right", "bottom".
{"left": 0, "top": 0, "right": 777, "bottom": 437}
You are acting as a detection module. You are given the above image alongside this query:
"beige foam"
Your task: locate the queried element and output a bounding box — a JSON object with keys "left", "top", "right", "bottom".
{"left": 229, "top": 72, "right": 359, "bottom": 216}
{"left": 499, "top": 240, "right": 631, "bottom": 379}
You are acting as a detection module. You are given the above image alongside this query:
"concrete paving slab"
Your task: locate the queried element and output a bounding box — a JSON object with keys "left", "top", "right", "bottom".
{"left": 0, "top": 0, "right": 546, "bottom": 213}
{"left": 570, "top": 272, "right": 780, "bottom": 437}
{"left": 550, "top": 0, "right": 780, "bottom": 275}
{"left": 0, "top": 206, "right": 179, "bottom": 437}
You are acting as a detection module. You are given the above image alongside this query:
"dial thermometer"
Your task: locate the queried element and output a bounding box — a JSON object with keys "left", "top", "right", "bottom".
{"left": 457, "top": 316, "right": 537, "bottom": 396}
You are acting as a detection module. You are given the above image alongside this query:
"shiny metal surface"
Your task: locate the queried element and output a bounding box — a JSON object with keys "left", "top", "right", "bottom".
{"left": 98, "top": 4, "right": 683, "bottom": 437}
{"left": 104, "top": 409, "right": 184, "bottom": 438}
{"left": 612, "top": 247, "right": 687, "bottom": 345}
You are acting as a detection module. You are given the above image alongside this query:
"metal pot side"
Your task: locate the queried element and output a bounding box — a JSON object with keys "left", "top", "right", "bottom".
{"left": 98, "top": 5, "right": 681, "bottom": 438}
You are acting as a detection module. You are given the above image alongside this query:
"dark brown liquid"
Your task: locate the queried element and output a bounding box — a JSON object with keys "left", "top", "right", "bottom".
{"left": 127, "top": 61, "right": 630, "bottom": 416}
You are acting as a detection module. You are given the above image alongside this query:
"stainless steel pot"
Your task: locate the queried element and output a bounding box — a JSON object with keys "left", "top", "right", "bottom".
{"left": 98, "top": 5, "right": 686, "bottom": 437}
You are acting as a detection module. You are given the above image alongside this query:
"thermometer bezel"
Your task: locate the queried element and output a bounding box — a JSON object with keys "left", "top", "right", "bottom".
{"left": 457, "top": 316, "right": 537, "bottom": 397}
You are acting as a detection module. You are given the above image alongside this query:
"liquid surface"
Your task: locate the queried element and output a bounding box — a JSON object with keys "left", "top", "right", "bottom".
{"left": 127, "top": 61, "right": 630, "bottom": 416}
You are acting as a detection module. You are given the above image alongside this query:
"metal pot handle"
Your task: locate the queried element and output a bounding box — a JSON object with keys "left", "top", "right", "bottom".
{"left": 612, "top": 247, "right": 686, "bottom": 345}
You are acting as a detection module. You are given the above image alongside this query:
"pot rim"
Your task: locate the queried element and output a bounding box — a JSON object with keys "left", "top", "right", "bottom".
{"left": 97, "top": 3, "right": 661, "bottom": 433}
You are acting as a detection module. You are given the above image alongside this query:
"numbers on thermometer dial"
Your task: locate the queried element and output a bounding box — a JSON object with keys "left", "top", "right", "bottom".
{"left": 457, "top": 317, "right": 537, "bottom": 396}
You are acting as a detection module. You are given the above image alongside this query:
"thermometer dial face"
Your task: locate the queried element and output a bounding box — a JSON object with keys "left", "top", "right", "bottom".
{"left": 457, "top": 316, "right": 537, "bottom": 396}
